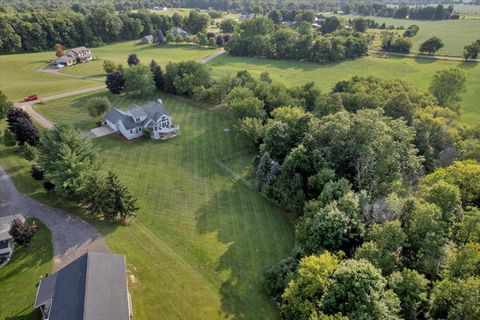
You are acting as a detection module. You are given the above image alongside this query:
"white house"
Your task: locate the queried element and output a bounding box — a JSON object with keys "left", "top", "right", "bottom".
{"left": 0, "top": 214, "right": 25, "bottom": 265}
{"left": 104, "top": 99, "right": 179, "bottom": 140}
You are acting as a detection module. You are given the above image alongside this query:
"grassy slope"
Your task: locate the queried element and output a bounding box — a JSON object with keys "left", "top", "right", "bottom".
{"left": 208, "top": 54, "right": 480, "bottom": 124}
{"left": 0, "top": 219, "right": 53, "bottom": 320}
{"left": 60, "top": 41, "right": 219, "bottom": 78}
{"left": 337, "top": 14, "right": 480, "bottom": 56}
{"left": 0, "top": 52, "right": 99, "bottom": 102}
{"left": 4, "top": 93, "right": 294, "bottom": 320}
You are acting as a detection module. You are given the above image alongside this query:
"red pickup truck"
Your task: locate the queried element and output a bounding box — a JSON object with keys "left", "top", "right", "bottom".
{"left": 24, "top": 94, "right": 39, "bottom": 102}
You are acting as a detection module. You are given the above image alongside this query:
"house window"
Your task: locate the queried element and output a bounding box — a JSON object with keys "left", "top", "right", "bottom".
{"left": 136, "top": 118, "right": 140, "bottom": 122}
{"left": 130, "top": 130, "right": 133, "bottom": 134}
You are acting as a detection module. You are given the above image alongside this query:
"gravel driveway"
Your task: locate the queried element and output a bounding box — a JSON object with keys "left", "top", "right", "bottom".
{"left": 0, "top": 167, "right": 109, "bottom": 270}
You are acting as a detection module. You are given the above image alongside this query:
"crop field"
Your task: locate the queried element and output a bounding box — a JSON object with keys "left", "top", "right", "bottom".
{"left": 0, "top": 219, "right": 52, "bottom": 320}
{"left": 208, "top": 54, "right": 480, "bottom": 124}
{"left": 59, "top": 41, "right": 219, "bottom": 78}
{"left": 0, "top": 51, "right": 100, "bottom": 102}
{"left": 335, "top": 14, "right": 480, "bottom": 56}
{"left": 3, "top": 92, "right": 295, "bottom": 320}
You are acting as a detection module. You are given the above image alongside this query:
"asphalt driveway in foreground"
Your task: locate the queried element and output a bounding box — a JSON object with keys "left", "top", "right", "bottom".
{"left": 0, "top": 167, "right": 109, "bottom": 271}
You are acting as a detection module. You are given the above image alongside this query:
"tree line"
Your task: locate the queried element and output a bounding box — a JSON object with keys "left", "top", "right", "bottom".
{"left": 0, "top": 6, "right": 211, "bottom": 53}
{"left": 225, "top": 16, "right": 368, "bottom": 64}
{"left": 347, "top": 3, "right": 458, "bottom": 20}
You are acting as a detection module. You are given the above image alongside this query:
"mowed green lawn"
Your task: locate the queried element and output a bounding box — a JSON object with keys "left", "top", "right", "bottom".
{"left": 208, "top": 54, "right": 480, "bottom": 124}
{"left": 0, "top": 219, "right": 53, "bottom": 320}
{"left": 0, "top": 51, "right": 99, "bottom": 102}
{"left": 336, "top": 14, "right": 480, "bottom": 56}
{"left": 7, "top": 92, "right": 295, "bottom": 319}
{"left": 60, "top": 41, "right": 219, "bottom": 78}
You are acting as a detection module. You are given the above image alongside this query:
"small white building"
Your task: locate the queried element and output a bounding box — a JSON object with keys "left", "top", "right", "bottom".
{"left": 0, "top": 214, "right": 25, "bottom": 265}
{"left": 104, "top": 99, "right": 179, "bottom": 140}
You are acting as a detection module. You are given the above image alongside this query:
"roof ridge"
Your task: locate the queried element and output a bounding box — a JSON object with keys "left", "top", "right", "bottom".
{"left": 82, "top": 252, "right": 91, "bottom": 320}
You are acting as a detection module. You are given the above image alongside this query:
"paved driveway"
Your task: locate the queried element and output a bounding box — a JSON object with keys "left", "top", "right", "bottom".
{"left": 0, "top": 167, "right": 109, "bottom": 271}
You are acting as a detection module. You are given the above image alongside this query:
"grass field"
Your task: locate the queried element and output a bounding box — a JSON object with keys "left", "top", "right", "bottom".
{"left": 208, "top": 54, "right": 480, "bottom": 124}
{"left": 335, "top": 14, "right": 480, "bottom": 56}
{"left": 3, "top": 92, "right": 295, "bottom": 320}
{"left": 0, "top": 219, "right": 53, "bottom": 320}
{"left": 59, "top": 41, "right": 219, "bottom": 78}
{"left": 0, "top": 51, "right": 99, "bottom": 102}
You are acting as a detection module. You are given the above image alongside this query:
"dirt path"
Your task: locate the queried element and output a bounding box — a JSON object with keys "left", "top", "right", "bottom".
{"left": 0, "top": 167, "right": 110, "bottom": 271}
{"left": 369, "top": 50, "right": 479, "bottom": 62}
{"left": 200, "top": 48, "right": 226, "bottom": 63}
{"left": 14, "top": 85, "right": 106, "bottom": 129}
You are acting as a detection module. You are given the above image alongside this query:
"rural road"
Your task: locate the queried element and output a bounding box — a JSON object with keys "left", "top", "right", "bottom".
{"left": 369, "top": 50, "right": 479, "bottom": 62}
{"left": 14, "top": 85, "right": 106, "bottom": 129}
{"left": 0, "top": 167, "right": 110, "bottom": 271}
{"left": 200, "top": 48, "right": 226, "bottom": 63}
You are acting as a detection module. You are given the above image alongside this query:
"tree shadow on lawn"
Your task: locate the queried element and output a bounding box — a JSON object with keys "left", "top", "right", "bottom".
{"left": 4, "top": 308, "right": 41, "bottom": 320}
{"left": 195, "top": 181, "right": 294, "bottom": 319}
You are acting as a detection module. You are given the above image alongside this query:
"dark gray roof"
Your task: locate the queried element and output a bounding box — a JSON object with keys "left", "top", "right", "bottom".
{"left": 104, "top": 108, "right": 125, "bottom": 124}
{"left": 35, "top": 252, "right": 130, "bottom": 320}
{"left": 128, "top": 105, "right": 147, "bottom": 118}
{"left": 69, "top": 46, "right": 90, "bottom": 54}
{"left": 104, "top": 100, "right": 168, "bottom": 130}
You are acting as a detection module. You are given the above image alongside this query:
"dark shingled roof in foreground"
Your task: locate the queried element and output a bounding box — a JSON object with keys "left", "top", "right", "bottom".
{"left": 35, "top": 252, "right": 130, "bottom": 320}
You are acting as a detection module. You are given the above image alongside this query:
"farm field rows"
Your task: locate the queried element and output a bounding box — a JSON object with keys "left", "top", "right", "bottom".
{"left": 3, "top": 92, "right": 295, "bottom": 320}
{"left": 208, "top": 54, "right": 480, "bottom": 124}
{"left": 335, "top": 14, "right": 480, "bottom": 56}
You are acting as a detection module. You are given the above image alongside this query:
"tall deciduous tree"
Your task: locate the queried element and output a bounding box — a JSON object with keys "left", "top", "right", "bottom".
{"left": 419, "top": 36, "right": 444, "bottom": 55}
{"left": 124, "top": 64, "right": 155, "bottom": 96}
{"left": 429, "top": 67, "right": 466, "bottom": 109}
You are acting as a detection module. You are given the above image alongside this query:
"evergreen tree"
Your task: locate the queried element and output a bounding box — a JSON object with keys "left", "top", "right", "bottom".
{"left": 102, "top": 171, "right": 139, "bottom": 220}
{"left": 150, "top": 59, "right": 165, "bottom": 91}
{"left": 6, "top": 108, "right": 40, "bottom": 146}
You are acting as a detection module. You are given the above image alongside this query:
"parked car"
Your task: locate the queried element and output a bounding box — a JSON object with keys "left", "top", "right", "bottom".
{"left": 24, "top": 94, "right": 39, "bottom": 102}
{"left": 56, "top": 63, "right": 64, "bottom": 69}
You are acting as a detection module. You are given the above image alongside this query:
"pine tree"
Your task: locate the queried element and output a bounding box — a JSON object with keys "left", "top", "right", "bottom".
{"left": 102, "top": 172, "right": 139, "bottom": 221}
{"left": 83, "top": 175, "right": 107, "bottom": 216}
{"left": 256, "top": 151, "right": 272, "bottom": 189}
{"left": 150, "top": 60, "right": 166, "bottom": 91}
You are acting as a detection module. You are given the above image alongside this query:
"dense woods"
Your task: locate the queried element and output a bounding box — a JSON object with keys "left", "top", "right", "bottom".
{"left": 0, "top": 6, "right": 211, "bottom": 53}
{"left": 226, "top": 16, "right": 368, "bottom": 63}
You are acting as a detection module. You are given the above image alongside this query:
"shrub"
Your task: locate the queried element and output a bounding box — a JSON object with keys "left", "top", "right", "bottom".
{"left": 3, "top": 128, "right": 16, "bottom": 146}
{"left": 43, "top": 181, "right": 55, "bottom": 191}
{"left": 31, "top": 165, "right": 44, "bottom": 180}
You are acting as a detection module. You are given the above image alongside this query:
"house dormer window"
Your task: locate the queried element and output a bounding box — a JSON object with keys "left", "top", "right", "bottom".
{"left": 136, "top": 118, "right": 140, "bottom": 122}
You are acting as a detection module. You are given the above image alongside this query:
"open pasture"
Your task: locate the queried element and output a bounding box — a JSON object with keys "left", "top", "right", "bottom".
{"left": 336, "top": 14, "right": 480, "bottom": 56}
{"left": 208, "top": 54, "right": 480, "bottom": 124}
{"left": 0, "top": 51, "right": 99, "bottom": 102}
{"left": 60, "top": 41, "right": 218, "bottom": 78}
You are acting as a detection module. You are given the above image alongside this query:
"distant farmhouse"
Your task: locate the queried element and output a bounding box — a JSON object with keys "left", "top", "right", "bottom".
{"left": 171, "top": 27, "right": 189, "bottom": 38}
{"left": 104, "top": 99, "right": 179, "bottom": 140}
{"left": 153, "top": 6, "right": 167, "bottom": 10}
{"left": 35, "top": 252, "right": 131, "bottom": 320}
{"left": 0, "top": 214, "right": 25, "bottom": 265}
{"left": 139, "top": 34, "right": 154, "bottom": 44}
{"left": 55, "top": 46, "right": 92, "bottom": 67}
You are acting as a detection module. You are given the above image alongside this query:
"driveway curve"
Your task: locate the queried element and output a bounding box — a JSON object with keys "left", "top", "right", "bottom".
{"left": 0, "top": 167, "right": 109, "bottom": 271}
